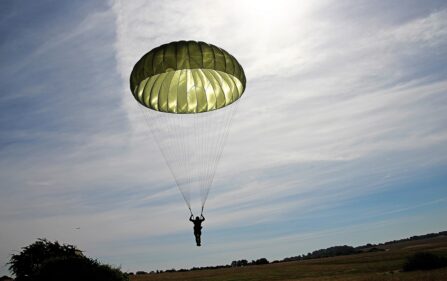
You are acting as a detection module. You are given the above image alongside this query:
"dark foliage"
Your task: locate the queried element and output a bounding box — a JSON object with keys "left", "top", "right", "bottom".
{"left": 402, "top": 252, "right": 447, "bottom": 271}
{"left": 8, "top": 238, "right": 128, "bottom": 281}
{"left": 282, "top": 245, "right": 359, "bottom": 262}
{"left": 307, "top": 245, "right": 359, "bottom": 259}
{"left": 190, "top": 265, "right": 230, "bottom": 271}
{"left": 229, "top": 258, "right": 269, "bottom": 267}
{"left": 8, "top": 238, "right": 81, "bottom": 281}
{"left": 252, "top": 258, "right": 269, "bottom": 265}
{"left": 35, "top": 256, "right": 128, "bottom": 281}
{"left": 231, "top": 259, "right": 248, "bottom": 267}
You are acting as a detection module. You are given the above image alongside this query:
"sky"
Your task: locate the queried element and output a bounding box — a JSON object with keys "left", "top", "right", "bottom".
{"left": 1, "top": 0, "right": 447, "bottom": 276}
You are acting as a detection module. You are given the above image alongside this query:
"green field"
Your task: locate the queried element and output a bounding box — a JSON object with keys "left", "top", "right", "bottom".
{"left": 131, "top": 235, "right": 447, "bottom": 281}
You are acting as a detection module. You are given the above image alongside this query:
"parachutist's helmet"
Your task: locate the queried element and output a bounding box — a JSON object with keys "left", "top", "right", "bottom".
{"left": 196, "top": 216, "right": 200, "bottom": 220}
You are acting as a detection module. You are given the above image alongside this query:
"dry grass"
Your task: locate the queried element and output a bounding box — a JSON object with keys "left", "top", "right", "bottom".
{"left": 131, "top": 236, "right": 447, "bottom": 281}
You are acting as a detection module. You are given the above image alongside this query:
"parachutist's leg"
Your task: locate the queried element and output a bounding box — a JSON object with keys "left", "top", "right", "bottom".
{"left": 194, "top": 233, "right": 201, "bottom": 246}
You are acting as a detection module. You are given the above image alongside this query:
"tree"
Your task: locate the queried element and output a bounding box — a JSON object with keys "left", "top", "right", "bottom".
{"left": 231, "top": 259, "right": 248, "bottom": 267}
{"left": 254, "top": 258, "right": 269, "bottom": 265}
{"left": 8, "top": 239, "right": 81, "bottom": 281}
{"left": 8, "top": 238, "right": 128, "bottom": 281}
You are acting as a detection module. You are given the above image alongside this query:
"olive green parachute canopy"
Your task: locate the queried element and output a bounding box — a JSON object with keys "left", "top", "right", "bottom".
{"left": 130, "top": 41, "right": 246, "bottom": 113}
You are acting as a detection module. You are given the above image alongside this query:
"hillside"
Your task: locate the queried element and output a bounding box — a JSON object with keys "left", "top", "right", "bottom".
{"left": 130, "top": 235, "right": 447, "bottom": 281}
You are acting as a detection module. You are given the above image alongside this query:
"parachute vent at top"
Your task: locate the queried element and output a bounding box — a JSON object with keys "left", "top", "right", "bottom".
{"left": 130, "top": 40, "right": 246, "bottom": 114}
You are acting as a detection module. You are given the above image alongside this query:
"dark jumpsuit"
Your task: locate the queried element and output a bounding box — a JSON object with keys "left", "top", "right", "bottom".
{"left": 190, "top": 215, "right": 205, "bottom": 246}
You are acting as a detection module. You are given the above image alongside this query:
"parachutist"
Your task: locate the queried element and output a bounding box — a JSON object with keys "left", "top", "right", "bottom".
{"left": 189, "top": 214, "right": 205, "bottom": 246}
{"left": 130, "top": 41, "right": 245, "bottom": 237}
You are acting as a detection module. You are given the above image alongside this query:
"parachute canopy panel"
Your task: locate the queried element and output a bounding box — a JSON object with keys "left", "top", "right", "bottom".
{"left": 130, "top": 41, "right": 246, "bottom": 114}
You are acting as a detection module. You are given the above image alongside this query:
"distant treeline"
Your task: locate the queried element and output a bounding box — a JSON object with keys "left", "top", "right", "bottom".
{"left": 130, "top": 258, "right": 270, "bottom": 275}
{"left": 358, "top": 231, "right": 447, "bottom": 248}
{"left": 128, "top": 230, "right": 447, "bottom": 275}
{"left": 278, "top": 231, "right": 447, "bottom": 264}
{"left": 279, "top": 245, "right": 363, "bottom": 263}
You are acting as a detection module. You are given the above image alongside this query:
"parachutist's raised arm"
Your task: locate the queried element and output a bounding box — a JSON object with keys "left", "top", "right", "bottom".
{"left": 200, "top": 215, "right": 205, "bottom": 221}
{"left": 189, "top": 215, "right": 194, "bottom": 222}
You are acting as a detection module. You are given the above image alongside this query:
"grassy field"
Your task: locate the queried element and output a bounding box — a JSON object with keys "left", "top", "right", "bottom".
{"left": 131, "top": 235, "right": 447, "bottom": 281}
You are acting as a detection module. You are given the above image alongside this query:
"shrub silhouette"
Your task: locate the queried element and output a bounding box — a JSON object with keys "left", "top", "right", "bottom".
{"left": 403, "top": 252, "right": 447, "bottom": 271}
{"left": 35, "top": 256, "right": 128, "bottom": 281}
{"left": 253, "top": 258, "right": 269, "bottom": 265}
{"left": 8, "top": 238, "right": 128, "bottom": 281}
{"left": 8, "top": 239, "right": 81, "bottom": 281}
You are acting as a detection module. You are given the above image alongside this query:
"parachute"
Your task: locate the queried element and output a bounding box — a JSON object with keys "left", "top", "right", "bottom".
{"left": 130, "top": 41, "right": 246, "bottom": 216}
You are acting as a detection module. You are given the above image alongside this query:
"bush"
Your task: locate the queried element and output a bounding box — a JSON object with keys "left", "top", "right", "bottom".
{"left": 8, "top": 239, "right": 128, "bottom": 281}
{"left": 253, "top": 258, "right": 269, "bottom": 265}
{"left": 403, "top": 252, "right": 447, "bottom": 271}
{"left": 35, "top": 256, "right": 128, "bottom": 281}
{"left": 8, "top": 238, "right": 82, "bottom": 281}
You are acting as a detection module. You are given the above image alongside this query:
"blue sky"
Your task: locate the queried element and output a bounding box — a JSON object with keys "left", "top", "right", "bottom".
{"left": 1, "top": 0, "right": 447, "bottom": 276}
